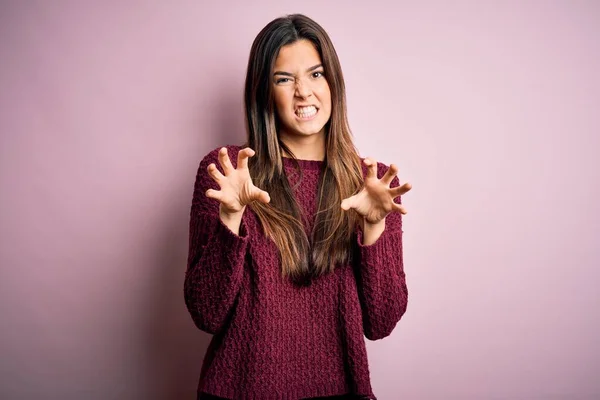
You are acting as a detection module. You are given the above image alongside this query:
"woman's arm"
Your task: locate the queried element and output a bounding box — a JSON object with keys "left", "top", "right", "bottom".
{"left": 354, "top": 163, "right": 408, "bottom": 340}
{"left": 184, "top": 147, "right": 249, "bottom": 335}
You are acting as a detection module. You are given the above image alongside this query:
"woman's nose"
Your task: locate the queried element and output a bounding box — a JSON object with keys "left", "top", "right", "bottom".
{"left": 294, "top": 80, "right": 312, "bottom": 98}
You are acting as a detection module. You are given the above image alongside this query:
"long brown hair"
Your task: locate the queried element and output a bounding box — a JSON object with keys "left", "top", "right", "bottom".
{"left": 244, "top": 14, "right": 363, "bottom": 285}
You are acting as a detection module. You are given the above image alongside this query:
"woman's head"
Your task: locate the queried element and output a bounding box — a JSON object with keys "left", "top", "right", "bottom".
{"left": 243, "top": 15, "right": 364, "bottom": 285}
{"left": 244, "top": 14, "right": 350, "bottom": 164}
{"left": 272, "top": 39, "right": 331, "bottom": 150}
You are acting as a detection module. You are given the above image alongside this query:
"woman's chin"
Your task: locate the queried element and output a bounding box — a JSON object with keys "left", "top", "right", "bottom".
{"left": 293, "top": 127, "right": 325, "bottom": 137}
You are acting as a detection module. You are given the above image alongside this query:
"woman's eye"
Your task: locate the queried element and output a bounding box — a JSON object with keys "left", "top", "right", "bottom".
{"left": 312, "top": 71, "right": 324, "bottom": 78}
{"left": 276, "top": 77, "right": 292, "bottom": 84}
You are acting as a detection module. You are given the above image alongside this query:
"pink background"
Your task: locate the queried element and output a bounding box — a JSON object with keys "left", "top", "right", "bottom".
{"left": 1, "top": 1, "right": 598, "bottom": 399}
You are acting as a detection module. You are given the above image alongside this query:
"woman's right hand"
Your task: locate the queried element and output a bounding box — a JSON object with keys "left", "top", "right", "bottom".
{"left": 205, "top": 147, "right": 271, "bottom": 219}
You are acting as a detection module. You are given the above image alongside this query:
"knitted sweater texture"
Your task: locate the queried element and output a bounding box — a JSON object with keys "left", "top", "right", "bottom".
{"left": 184, "top": 145, "right": 408, "bottom": 400}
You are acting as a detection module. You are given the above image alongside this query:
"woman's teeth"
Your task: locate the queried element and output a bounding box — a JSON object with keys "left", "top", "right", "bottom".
{"left": 295, "top": 106, "right": 317, "bottom": 118}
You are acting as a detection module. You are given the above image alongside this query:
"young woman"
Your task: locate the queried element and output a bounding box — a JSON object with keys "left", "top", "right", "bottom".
{"left": 185, "top": 14, "right": 412, "bottom": 400}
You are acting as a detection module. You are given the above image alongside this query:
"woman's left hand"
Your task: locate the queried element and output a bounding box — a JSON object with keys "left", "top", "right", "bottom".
{"left": 341, "top": 158, "right": 412, "bottom": 225}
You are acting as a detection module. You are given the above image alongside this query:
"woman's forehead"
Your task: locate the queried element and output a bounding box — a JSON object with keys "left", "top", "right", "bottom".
{"left": 273, "top": 40, "right": 322, "bottom": 71}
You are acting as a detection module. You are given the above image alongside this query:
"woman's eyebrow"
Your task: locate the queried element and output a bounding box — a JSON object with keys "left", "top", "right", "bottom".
{"left": 306, "top": 64, "right": 323, "bottom": 72}
{"left": 273, "top": 64, "right": 323, "bottom": 76}
{"left": 273, "top": 70, "right": 294, "bottom": 77}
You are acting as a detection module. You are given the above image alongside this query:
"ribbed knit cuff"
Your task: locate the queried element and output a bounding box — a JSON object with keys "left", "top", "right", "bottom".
{"left": 214, "top": 210, "right": 249, "bottom": 236}
{"left": 356, "top": 229, "right": 403, "bottom": 270}
{"left": 206, "top": 213, "right": 249, "bottom": 258}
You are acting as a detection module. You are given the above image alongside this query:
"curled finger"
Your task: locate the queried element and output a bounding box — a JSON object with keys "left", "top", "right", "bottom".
{"left": 258, "top": 189, "right": 271, "bottom": 204}
{"left": 392, "top": 202, "right": 407, "bottom": 215}
{"left": 389, "top": 182, "right": 412, "bottom": 197}
{"left": 205, "top": 188, "right": 224, "bottom": 203}
{"left": 363, "top": 158, "right": 378, "bottom": 179}
{"left": 381, "top": 164, "right": 399, "bottom": 186}
{"left": 207, "top": 163, "right": 225, "bottom": 183}
{"left": 218, "top": 147, "right": 235, "bottom": 175}
{"left": 237, "top": 147, "right": 255, "bottom": 170}
{"left": 340, "top": 195, "right": 357, "bottom": 211}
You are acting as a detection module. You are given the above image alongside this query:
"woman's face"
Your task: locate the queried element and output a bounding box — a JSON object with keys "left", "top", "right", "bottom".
{"left": 271, "top": 39, "right": 332, "bottom": 143}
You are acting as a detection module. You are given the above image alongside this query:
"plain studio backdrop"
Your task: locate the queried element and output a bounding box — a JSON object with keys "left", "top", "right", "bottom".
{"left": 1, "top": 1, "right": 598, "bottom": 399}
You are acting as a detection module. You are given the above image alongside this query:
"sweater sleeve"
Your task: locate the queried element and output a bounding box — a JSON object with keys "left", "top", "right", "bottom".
{"left": 354, "top": 162, "right": 408, "bottom": 341}
{"left": 184, "top": 146, "right": 249, "bottom": 335}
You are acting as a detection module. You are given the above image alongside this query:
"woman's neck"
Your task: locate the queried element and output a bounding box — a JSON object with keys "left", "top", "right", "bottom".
{"left": 279, "top": 130, "right": 325, "bottom": 161}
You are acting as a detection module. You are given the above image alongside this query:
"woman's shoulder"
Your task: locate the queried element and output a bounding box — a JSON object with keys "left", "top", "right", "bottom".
{"left": 358, "top": 156, "right": 395, "bottom": 180}
{"left": 199, "top": 144, "right": 244, "bottom": 168}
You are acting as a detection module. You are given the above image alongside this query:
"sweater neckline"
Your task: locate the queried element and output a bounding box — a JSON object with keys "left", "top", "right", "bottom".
{"left": 282, "top": 157, "right": 324, "bottom": 170}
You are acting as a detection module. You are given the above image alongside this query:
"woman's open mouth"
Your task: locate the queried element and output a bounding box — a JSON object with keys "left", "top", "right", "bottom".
{"left": 295, "top": 105, "right": 318, "bottom": 120}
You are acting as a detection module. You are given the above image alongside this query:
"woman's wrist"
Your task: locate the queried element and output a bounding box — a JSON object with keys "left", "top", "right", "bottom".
{"left": 219, "top": 206, "right": 246, "bottom": 236}
{"left": 361, "top": 218, "right": 385, "bottom": 246}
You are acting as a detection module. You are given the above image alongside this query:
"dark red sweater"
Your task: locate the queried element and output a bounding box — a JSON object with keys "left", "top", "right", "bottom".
{"left": 184, "top": 145, "right": 408, "bottom": 399}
